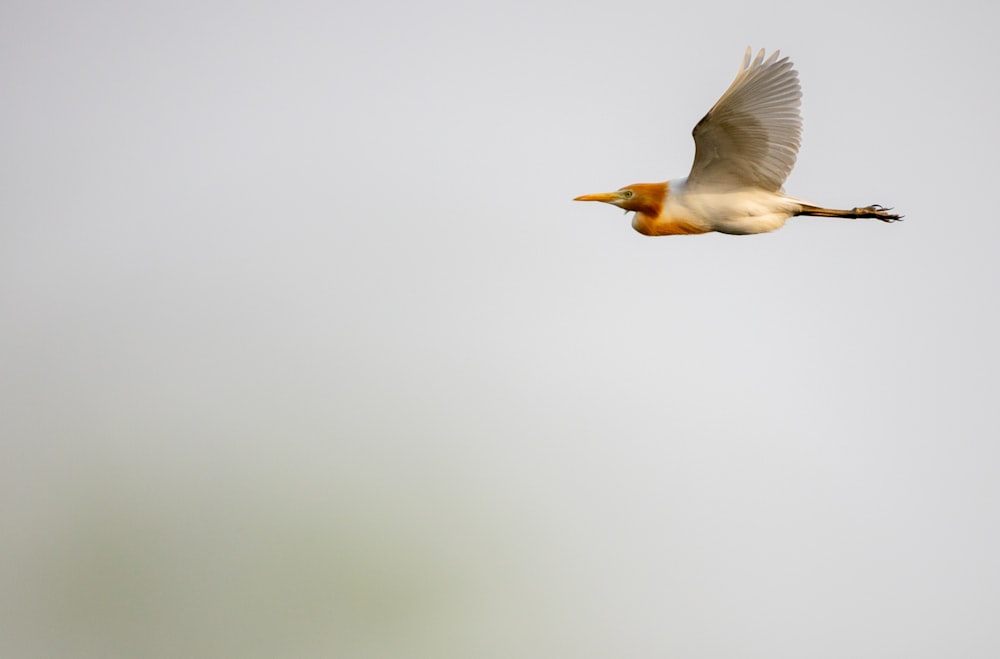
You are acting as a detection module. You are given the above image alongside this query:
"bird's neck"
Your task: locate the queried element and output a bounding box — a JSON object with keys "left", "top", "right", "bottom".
{"left": 624, "top": 181, "right": 669, "bottom": 219}
{"left": 629, "top": 180, "right": 710, "bottom": 236}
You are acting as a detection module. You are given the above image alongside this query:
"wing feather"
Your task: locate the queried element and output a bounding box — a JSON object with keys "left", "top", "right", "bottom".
{"left": 688, "top": 47, "right": 802, "bottom": 191}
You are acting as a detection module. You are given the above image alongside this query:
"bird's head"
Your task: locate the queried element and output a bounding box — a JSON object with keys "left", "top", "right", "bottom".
{"left": 573, "top": 182, "right": 667, "bottom": 217}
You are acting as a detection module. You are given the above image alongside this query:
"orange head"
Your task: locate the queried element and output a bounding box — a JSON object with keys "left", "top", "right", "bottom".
{"left": 574, "top": 181, "right": 667, "bottom": 219}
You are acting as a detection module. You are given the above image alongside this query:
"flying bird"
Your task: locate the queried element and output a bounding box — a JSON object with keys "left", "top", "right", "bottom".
{"left": 574, "top": 48, "right": 901, "bottom": 235}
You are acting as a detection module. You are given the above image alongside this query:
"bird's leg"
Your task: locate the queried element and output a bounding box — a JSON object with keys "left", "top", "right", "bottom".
{"left": 797, "top": 203, "right": 903, "bottom": 223}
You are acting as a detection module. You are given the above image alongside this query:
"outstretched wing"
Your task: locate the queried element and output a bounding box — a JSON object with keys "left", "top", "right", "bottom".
{"left": 688, "top": 48, "right": 802, "bottom": 191}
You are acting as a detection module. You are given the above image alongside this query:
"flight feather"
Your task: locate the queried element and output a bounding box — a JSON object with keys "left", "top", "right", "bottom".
{"left": 688, "top": 47, "right": 802, "bottom": 191}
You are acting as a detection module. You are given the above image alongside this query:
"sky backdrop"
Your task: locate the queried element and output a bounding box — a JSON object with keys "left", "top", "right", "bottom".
{"left": 3, "top": 1, "right": 1000, "bottom": 657}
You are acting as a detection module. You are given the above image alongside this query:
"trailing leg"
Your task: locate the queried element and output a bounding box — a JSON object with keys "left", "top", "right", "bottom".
{"left": 797, "top": 203, "right": 902, "bottom": 223}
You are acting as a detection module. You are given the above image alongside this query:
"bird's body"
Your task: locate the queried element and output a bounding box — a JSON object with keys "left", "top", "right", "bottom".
{"left": 626, "top": 180, "right": 805, "bottom": 236}
{"left": 575, "top": 48, "right": 901, "bottom": 234}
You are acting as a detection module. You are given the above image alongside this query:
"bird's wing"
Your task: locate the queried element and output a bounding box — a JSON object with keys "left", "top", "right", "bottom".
{"left": 688, "top": 48, "right": 802, "bottom": 191}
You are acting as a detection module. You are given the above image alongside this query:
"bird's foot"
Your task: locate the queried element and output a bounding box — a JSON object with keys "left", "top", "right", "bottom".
{"left": 853, "top": 204, "right": 903, "bottom": 222}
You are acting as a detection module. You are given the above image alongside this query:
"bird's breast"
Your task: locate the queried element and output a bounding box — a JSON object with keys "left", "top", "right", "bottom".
{"left": 622, "top": 180, "right": 709, "bottom": 236}
{"left": 633, "top": 183, "right": 797, "bottom": 235}
{"left": 631, "top": 211, "right": 711, "bottom": 236}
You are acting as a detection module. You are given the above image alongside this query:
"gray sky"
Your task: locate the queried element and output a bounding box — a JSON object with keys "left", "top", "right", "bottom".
{"left": 3, "top": 1, "right": 999, "bottom": 657}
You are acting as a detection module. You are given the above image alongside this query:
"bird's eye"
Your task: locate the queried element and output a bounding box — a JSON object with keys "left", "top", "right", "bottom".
{"left": 622, "top": 190, "right": 634, "bottom": 199}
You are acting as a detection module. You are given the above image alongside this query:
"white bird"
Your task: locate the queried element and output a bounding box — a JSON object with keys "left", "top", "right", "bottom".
{"left": 574, "top": 48, "right": 901, "bottom": 235}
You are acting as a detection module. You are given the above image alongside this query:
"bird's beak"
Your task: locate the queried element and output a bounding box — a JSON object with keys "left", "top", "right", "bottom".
{"left": 574, "top": 191, "right": 623, "bottom": 204}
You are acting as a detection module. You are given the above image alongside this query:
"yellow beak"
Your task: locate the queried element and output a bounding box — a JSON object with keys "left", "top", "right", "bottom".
{"left": 574, "top": 191, "right": 624, "bottom": 203}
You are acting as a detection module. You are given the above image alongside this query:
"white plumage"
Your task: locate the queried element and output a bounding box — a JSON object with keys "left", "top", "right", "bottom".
{"left": 689, "top": 48, "right": 802, "bottom": 192}
{"left": 575, "top": 48, "right": 901, "bottom": 236}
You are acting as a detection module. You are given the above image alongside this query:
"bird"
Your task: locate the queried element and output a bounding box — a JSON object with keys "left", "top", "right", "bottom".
{"left": 574, "top": 48, "right": 901, "bottom": 235}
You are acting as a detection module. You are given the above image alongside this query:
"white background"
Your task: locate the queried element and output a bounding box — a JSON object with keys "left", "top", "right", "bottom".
{"left": 3, "top": 1, "right": 999, "bottom": 657}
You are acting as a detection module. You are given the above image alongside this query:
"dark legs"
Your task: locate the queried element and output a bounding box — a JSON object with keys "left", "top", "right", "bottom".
{"left": 797, "top": 203, "right": 903, "bottom": 223}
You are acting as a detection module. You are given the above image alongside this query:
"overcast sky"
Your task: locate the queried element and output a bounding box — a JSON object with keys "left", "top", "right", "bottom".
{"left": 3, "top": 1, "right": 1000, "bottom": 657}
